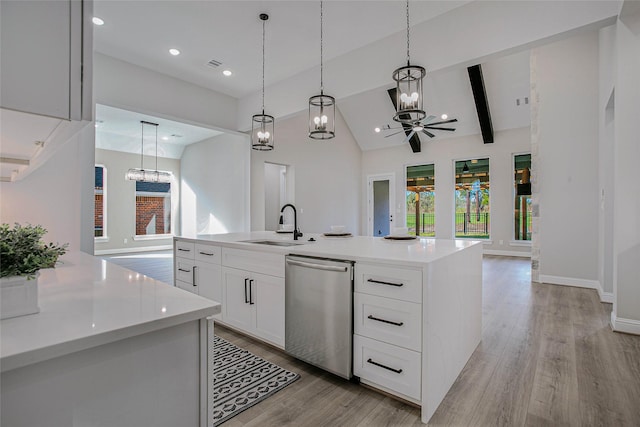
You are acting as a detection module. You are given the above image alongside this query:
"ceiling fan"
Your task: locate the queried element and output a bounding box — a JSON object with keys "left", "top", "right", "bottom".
{"left": 380, "top": 115, "right": 458, "bottom": 144}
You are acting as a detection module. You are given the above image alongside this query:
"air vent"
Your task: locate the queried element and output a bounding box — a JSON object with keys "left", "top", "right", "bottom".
{"left": 170, "top": 134, "right": 183, "bottom": 138}
{"left": 206, "top": 59, "right": 223, "bottom": 68}
{"left": 515, "top": 97, "right": 529, "bottom": 106}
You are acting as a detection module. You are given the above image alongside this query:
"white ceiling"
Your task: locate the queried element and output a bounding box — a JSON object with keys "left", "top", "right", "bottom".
{"left": 95, "top": 104, "right": 223, "bottom": 158}
{"left": 93, "top": 0, "right": 534, "bottom": 152}
{"left": 93, "top": 1, "right": 471, "bottom": 99}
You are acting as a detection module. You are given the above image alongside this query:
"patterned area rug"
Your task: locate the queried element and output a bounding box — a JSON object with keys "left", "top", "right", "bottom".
{"left": 212, "top": 336, "right": 300, "bottom": 426}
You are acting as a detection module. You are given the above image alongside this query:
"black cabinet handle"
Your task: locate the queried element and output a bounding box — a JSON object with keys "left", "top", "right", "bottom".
{"left": 244, "top": 278, "right": 249, "bottom": 303}
{"left": 367, "top": 315, "right": 404, "bottom": 327}
{"left": 367, "top": 358, "right": 403, "bottom": 374}
{"left": 178, "top": 268, "right": 190, "bottom": 273}
{"left": 199, "top": 251, "right": 214, "bottom": 256}
{"left": 367, "top": 278, "right": 403, "bottom": 287}
{"left": 249, "top": 279, "right": 254, "bottom": 305}
{"left": 192, "top": 266, "right": 197, "bottom": 287}
{"left": 177, "top": 248, "right": 191, "bottom": 252}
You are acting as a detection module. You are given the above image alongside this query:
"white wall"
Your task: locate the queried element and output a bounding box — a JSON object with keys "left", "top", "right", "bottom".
{"left": 612, "top": 4, "right": 640, "bottom": 331}
{"left": 181, "top": 134, "right": 250, "bottom": 236}
{"left": 250, "top": 108, "right": 362, "bottom": 234}
{"left": 534, "top": 31, "right": 600, "bottom": 284}
{"left": 362, "top": 127, "right": 531, "bottom": 254}
{"left": 95, "top": 53, "right": 237, "bottom": 133}
{"left": 598, "top": 25, "right": 617, "bottom": 298}
{"left": 94, "top": 149, "right": 181, "bottom": 253}
{"left": 0, "top": 124, "right": 95, "bottom": 253}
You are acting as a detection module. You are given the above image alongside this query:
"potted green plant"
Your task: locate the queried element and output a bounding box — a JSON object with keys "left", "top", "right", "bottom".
{"left": 0, "top": 223, "right": 68, "bottom": 320}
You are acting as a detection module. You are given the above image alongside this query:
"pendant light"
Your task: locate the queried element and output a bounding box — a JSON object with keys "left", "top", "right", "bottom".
{"left": 308, "top": 0, "right": 335, "bottom": 140}
{"left": 462, "top": 161, "right": 470, "bottom": 173}
{"left": 251, "top": 13, "right": 275, "bottom": 151}
{"left": 392, "top": 0, "right": 426, "bottom": 124}
{"left": 125, "top": 121, "right": 172, "bottom": 183}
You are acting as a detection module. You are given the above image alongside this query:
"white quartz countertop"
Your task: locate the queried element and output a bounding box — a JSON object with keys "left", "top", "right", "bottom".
{"left": 179, "top": 231, "right": 480, "bottom": 267}
{"left": 0, "top": 252, "right": 221, "bottom": 372}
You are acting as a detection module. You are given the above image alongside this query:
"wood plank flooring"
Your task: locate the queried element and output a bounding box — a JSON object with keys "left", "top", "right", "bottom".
{"left": 106, "top": 252, "right": 640, "bottom": 426}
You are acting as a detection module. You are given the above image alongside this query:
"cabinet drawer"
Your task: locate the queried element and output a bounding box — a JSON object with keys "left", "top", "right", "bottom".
{"left": 175, "top": 240, "right": 195, "bottom": 259}
{"left": 354, "top": 293, "right": 421, "bottom": 352}
{"left": 194, "top": 243, "right": 221, "bottom": 265}
{"left": 175, "top": 259, "right": 194, "bottom": 284}
{"left": 354, "top": 335, "right": 421, "bottom": 400}
{"left": 222, "top": 247, "right": 284, "bottom": 277}
{"left": 354, "top": 263, "right": 422, "bottom": 302}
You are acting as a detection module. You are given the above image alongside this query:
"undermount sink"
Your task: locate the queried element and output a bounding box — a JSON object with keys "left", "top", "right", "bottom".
{"left": 241, "top": 240, "right": 305, "bottom": 247}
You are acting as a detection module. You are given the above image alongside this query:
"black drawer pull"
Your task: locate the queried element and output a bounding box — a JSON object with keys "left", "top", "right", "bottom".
{"left": 367, "top": 358, "right": 403, "bottom": 374}
{"left": 178, "top": 268, "right": 191, "bottom": 273}
{"left": 199, "top": 251, "right": 214, "bottom": 256}
{"left": 367, "top": 315, "right": 404, "bottom": 327}
{"left": 367, "top": 278, "right": 403, "bottom": 287}
{"left": 178, "top": 248, "right": 191, "bottom": 252}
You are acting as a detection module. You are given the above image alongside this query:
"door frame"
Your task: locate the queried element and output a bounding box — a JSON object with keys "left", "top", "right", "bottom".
{"left": 367, "top": 173, "right": 396, "bottom": 237}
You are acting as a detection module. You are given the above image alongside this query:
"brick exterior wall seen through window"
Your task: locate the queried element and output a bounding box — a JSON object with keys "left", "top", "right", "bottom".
{"left": 136, "top": 196, "right": 170, "bottom": 235}
{"left": 95, "top": 194, "right": 103, "bottom": 237}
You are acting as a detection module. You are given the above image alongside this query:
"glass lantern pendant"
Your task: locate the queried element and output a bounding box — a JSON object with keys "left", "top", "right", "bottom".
{"left": 251, "top": 111, "right": 275, "bottom": 151}
{"left": 392, "top": 0, "right": 426, "bottom": 124}
{"left": 251, "top": 13, "right": 275, "bottom": 151}
{"left": 308, "top": 0, "right": 335, "bottom": 140}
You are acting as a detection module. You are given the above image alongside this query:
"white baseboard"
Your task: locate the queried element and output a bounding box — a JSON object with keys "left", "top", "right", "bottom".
{"left": 596, "top": 285, "right": 614, "bottom": 304}
{"left": 94, "top": 245, "right": 172, "bottom": 256}
{"left": 611, "top": 312, "right": 640, "bottom": 335}
{"left": 483, "top": 249, "right": 531, "bottom": 258}
{"left": 539, "top": 274, "right": 599, "bottom": 290}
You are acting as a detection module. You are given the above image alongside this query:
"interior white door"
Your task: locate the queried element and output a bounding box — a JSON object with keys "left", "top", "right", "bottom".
{"left": 368, "top": 174, "right": 396, "bottom": 237}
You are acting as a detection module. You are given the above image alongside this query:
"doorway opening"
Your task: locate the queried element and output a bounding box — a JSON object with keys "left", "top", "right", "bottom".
{"left": 367, "top": 173, "right": 395, "bottom": 237}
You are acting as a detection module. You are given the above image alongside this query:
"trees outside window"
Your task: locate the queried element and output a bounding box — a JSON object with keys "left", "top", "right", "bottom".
{"left": 406, "top": 164, "right": 435, "bottom": 236}
{"left": 455, "top": 158, "right": 490, "bottom": 239}
{"left": 514, "top": 153, "right": 532, "bottom": 241}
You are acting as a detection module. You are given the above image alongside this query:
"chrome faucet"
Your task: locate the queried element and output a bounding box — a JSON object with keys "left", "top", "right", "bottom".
{"left": 280, "top": 204, "right": 303, "bottom": 240}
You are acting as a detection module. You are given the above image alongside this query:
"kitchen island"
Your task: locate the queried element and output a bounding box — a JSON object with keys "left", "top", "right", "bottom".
{"left": 175, "top": 231, "right": 482, "bottom": 424}
{"left": 1, "top": 251, "right": 221, "bottom": 427}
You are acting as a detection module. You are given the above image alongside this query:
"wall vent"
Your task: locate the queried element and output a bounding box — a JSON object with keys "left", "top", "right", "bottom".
{"left": 206, "top": 59, "right": 223, "bottom": 68}
{"left": 170, "top": 134, "right": 183, "bottom": 138}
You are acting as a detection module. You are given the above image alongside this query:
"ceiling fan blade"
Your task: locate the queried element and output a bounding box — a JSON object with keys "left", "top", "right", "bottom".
{"left": 425, "top": 118, "right": 458, "bottom": 126}
{"left": 422, "top": 115, "right": 437, "bottom": 124}
{"left": 384, "top": 130, "right": 405, "bottom": 138}
{"left": 424, "top": 126, "right": 456, "bottom": 131}
{"left": 422, "top": 130, "right": 436, "bottom": 138}
{"left": 402, "top": 131, "right": 416, "bottom": 144}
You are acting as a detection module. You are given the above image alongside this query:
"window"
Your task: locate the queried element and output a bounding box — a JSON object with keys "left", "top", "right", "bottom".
{"left": 514, "top": 154, "right": 532, "bottom": 241}
{"left": 135, "top": 181, "right": 172, "bottom": 236}
{"left": 455, "top": 158, "right": 490, "bottom": 239}
{"left": 94, "top": 166, "right": 106, "bottom": 238}
{"left": 406, "top": 164, "right": 435, "bottom": 237}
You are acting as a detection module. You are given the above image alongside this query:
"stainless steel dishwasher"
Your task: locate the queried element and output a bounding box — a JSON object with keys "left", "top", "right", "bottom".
{"left": 285, "top": 255, "right": 354, "bottom": 379}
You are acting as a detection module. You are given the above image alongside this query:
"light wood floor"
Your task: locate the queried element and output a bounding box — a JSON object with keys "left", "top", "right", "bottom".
{"left": 107, "top": 253, "right": 640, "bottom": 426}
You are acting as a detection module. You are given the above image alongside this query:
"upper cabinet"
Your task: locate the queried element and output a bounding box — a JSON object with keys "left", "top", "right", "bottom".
{"left": 0, "top": 0, "right": 93, "bottom": 121}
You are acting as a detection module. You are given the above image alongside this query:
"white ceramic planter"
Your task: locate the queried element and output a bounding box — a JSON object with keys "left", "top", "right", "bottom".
{"left": 0, "top": 272, "right": 40, "bottom": 320}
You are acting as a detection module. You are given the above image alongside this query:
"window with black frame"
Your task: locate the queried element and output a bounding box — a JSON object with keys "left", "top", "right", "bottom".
{"left": 514, "top": 154, "right": 532, "bottom": 241}
{"left": 406, "top": 164, "right": 435, "bottom": 237}
{"left": 455, "top": 158, "right": 490, "bottom": 239}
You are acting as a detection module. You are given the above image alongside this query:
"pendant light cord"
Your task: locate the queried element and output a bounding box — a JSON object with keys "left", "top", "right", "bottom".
{"left": 320, "top": 0, "right": 324, "bottom": 94}
{"left": 406, "top": 0, "right": 410, "bottom": 66}
{"left": 262, "top": 16, "right": 265, "bottom": 113}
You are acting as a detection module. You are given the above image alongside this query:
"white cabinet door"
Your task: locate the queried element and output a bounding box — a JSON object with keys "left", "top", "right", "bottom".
{"left": 175, "top": 279, "right": 195, "bottom": 294}
{"left": 196, "top": 263, "right": 223, "bottom": 320}
{"left": 252, "top": 272, "right": 285, "bottom": 347}
{"left": 222, "top": 268, "right": 252, "bottom": 331}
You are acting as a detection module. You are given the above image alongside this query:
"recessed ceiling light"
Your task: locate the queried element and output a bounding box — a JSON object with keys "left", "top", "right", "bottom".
{"left": 222, "top": 70, "right": 232, "bottom": 77}
{"left": 169, "top": 48, "right": 180, "bottom": 56}
{"left": 161, "top": 136, "right": 169, "bottom": 141}
{"left": 441, "top": 114, "right": 448, "bottom": 120}
{"left": 92, "top": 17, "right": 104, "bottom": 26}
{"left": 374, "top": 127, "right": 381, "bottom": 133}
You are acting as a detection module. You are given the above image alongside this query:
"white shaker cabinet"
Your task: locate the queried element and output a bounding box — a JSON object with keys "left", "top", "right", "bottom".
{"left": 0, "top": 0, "right": 92, "bottom": 121}
{"left": 174, "top": 239, "right": 223, "bottom": 320}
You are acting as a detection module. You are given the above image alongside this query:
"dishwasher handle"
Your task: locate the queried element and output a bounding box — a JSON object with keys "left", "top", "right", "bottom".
{"left": 286, "top": 258, "right": 348, "bottom": 273}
